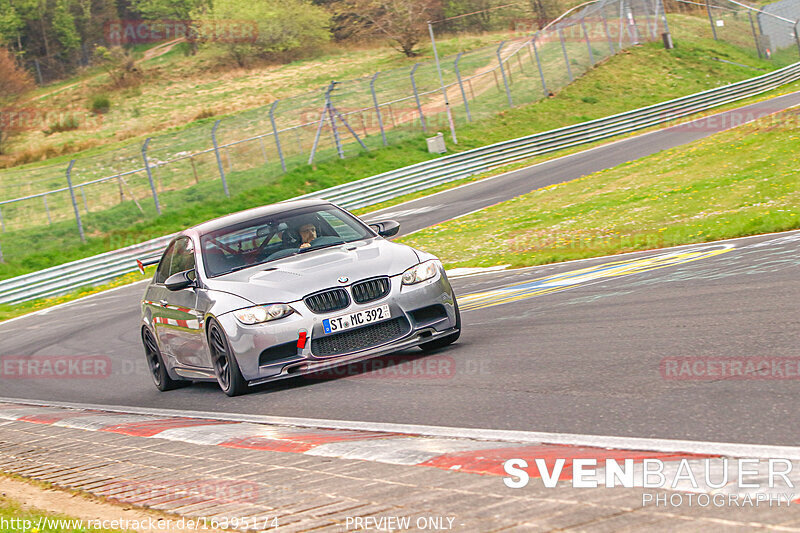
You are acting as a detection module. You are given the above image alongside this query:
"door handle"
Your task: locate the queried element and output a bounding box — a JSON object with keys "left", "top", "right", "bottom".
{"left": 159, "top": 300, "right": 169, "bottom": 307}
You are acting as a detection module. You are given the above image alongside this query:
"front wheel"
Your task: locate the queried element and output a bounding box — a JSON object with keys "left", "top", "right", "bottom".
{"left": 142, "top": 328, "right": 187, "bottom": 391}
{"left": 419, "top": 298, "right": 461, "bottom": 351}
{"left": 207, "top": 319, "right": 248, "bottom": 397}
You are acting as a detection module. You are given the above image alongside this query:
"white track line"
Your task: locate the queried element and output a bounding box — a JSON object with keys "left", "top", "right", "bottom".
{"left": 2, "top": 397, "right": 799, "bottom": 459}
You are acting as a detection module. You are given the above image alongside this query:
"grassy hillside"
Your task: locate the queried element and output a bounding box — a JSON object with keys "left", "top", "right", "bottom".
{"left": 0, "top": 21, "right": 796, "bottom": 284}
{"left": 400, "top": 106, "right": 800, "bottom": 268}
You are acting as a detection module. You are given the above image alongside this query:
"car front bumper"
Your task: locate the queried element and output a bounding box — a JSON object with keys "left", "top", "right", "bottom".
{"left": 216, "top": 268, "right": 459, "bottom": 384}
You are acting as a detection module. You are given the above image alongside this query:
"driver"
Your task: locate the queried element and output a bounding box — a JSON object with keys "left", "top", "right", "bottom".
{"left": 298, "top": 222, "right": 317, "bottom": 249}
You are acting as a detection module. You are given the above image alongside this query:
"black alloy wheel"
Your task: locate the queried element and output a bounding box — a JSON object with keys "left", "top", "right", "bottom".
{"left": 142, "top": 327, "right": 185, "bottom": 391}
{"left": 207, "top": 319, "right": 248, "bottom": 396}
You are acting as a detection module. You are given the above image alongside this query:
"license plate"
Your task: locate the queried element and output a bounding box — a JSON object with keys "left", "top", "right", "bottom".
{"left": 322, "top": 304, "right": 390, "bottom": 334}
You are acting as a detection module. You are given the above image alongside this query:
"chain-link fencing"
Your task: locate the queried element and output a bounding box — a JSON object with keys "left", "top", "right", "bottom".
{"left": 0, "top": 0, "right": 791, "bottom": 253}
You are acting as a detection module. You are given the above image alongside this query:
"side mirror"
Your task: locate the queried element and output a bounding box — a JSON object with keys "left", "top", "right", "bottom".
{"left": 368, "top": 219, "right": 400, "bottom": 238}
{"left": 165, "top": 270, "right": 197, "bottom": 291}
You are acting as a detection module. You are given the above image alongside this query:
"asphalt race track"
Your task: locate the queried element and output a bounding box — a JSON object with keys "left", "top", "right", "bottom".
{"left": 367, "top": 90, "right": 800, "bottom": 234}
{"left": 2, "top": 94, "right": 800, "bottom": 446}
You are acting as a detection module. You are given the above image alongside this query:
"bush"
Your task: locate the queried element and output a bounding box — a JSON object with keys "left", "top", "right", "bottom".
{"left": 90, "top": 94, "right": 111, "bottom": 114}
{"left": 44, "top": 115, "right": 80, "bottom": 135}
{"left": 196, "top": 0, "right": 330, "bottom": 67}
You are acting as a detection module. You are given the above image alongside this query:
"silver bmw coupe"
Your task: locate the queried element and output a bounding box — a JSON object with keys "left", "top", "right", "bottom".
{"left": 140, "top": 199, "right": 460, "bottom": 396}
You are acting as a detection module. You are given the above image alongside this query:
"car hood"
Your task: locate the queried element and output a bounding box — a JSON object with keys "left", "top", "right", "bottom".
{"left": 204, "top": 238, "right": 421, "bottom": 306}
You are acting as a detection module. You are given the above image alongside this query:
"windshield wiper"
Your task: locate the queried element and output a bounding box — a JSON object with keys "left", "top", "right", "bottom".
{"left": 215, "top": 263, "right": 260, "bottom": 276}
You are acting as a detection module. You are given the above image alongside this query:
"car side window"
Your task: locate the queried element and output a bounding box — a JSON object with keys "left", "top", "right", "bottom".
{"left": 154, "top": 242, "right": 177, "bottom": 284}
{"left": 169, "top": 238, "right": 195, "bottom": 278}
{"left": 319, "top": 211, "right": 362, "bottom": 240}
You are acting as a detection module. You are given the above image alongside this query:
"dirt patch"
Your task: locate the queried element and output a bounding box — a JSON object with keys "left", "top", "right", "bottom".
{"left": 0, "top": 474, "right": 228, "bottom": 533}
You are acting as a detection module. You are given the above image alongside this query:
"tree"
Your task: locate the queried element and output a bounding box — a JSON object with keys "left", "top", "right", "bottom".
{"left": 339, "top": 0, "right": 442, "bottom": 57}
{"left": 196, "top": 0, "right": 331, "bottom": 67}
{"left": 52, "top": 0, "right": 81, "bottom": 59}
{"left": 0, "top": 46, "right": 34, "bottom": 154}
{"left": 0, "top": 0, "right": 25, "bottom": 51}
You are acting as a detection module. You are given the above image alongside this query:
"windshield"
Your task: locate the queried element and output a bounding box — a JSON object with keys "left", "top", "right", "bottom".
{"left": 200, "top": 205, "right": 374, "bottom": 277}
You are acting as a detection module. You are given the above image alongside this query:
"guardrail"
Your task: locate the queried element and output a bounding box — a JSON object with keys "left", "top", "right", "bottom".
{"left": 1, "top": 61, "right": 799, "bottom": 305}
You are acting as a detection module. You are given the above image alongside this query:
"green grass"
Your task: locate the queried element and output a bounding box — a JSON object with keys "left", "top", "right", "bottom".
{"left": 0, "top": 495, "right": 128, "bottom": 533}
{"left": 398, "top": 107, "right": 800, "bottom": 268}
{"left": 0, "top": 30, "right": 795, "bottom": 284}
{"left": 1, "top": 31, "right": 514, "bottom": 169}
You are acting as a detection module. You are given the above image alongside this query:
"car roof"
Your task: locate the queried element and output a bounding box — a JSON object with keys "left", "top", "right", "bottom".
{"left": 188, "top": 198, "right": 334, "bottom": 235}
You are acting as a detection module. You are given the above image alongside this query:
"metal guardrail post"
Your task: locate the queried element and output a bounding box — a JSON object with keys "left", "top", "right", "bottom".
{"left": 581, "top": 19, "right": 595, "bottom": 65}
{"left": 43, "top": 195, "right": 52, "bottom": 225}
{"left": 497, "top": 41, "right": 514, "bottom": 108}
{"left": 211, "top": 120, "right": 230, "bottom": 197}
{"left": 559, "top": 29, "right": 574, "bottom": 82}
{"left": 531, "top": 37, "right": 548, "bottom": 96}
{"left": 66, "top": 160, "right": 86, "bottom": 243}
{"left": 269, "top": 101, "right": 286, "bottom": 173}
{"left": 141, "top": 138, "right": 161, "bottom": 214}
{"left": 370, "top": 73, "right": 388, "bottom": 146}
{"left": 410, "top": 64, "right": 427, "bottom": 133}
{"left": 705, "top": 0, "right": 718, "bottom": 40}
{"left": 454, "top": 53, "right": 472, "bottom": 122}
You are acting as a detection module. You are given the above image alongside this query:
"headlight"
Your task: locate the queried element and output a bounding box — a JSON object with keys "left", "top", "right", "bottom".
{"left": 402, "top": 260, "right": 440, "bottom": 285}
{"left": 233, "top": 304, "right": 294, "bottom": 325}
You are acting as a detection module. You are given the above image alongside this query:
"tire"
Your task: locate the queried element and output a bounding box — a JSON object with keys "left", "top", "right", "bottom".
{"left": 207, "top": 319, "right": 248, "bottom": 397}
{"left": 419, "top": 298, "right": 461, "bottom": 352}
{"left": 142, "top": 327, "right": 186, "bottom": 392}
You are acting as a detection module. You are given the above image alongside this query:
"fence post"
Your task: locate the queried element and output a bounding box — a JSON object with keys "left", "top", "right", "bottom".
{"left": 370, "top": 73, "right": 388, "bottom": 146}
{"left": 559, "top": 29, "right": 574, "bottom": 82}
{"left": 581, "top": 19, "right": 595, "bottom": 65}
{"left": 0, "top": 241, "right": 3, "bottom": 263}
{"left": 80, "top": 185, "right": 89, "bottom": 214}
{"left": 211, "top": 120, "right": 230, "bottom": 197}
{"left": 497, "top": 41, "right": 514, "bottom": 108}
{"left": 531, "top": 37, "right": 548, "bottom": 96}
{"left": 705, "top": 0, "right": 718, "bottom": 40}
{"left": 428, "top": 21, "right": 458, "bottom": 145}
{"left": 454, "top": 53, "right": 472, "bottom": 122}
{"left": 43, "top": 195, "right": 52, "bottom": 225}
{"left": 141, "top": 138, "right": 161, "bottom": 214}
{"left": 748, "top": 12, "right": 762, "bottom": 58}
{"left": 0, "top": 206, "right": 4, "bottom": 232}
{"left": 269, "top": 101, "right": 286, "bottom": 173}
{"left": 33, "top": 59, "right": 43, "bottom": 85}
{"left": 257, "top": 137, "right": 269, "bottom": 164}
{"left": 794, "top": 20, "right": 800, "bottom": 58}
{"left": 410, "top": 64, "right": 427, "bottom": 133}
{"left": 326, "top": 82, "right": 345, "bottom": 159}
{"left": 66, "top": 160, "right": 86, "bottom": 243}
{"left": 602, "top": 12, "right": 615, "bottom": 53}
{"left": 309, "top": 87, "right": 330, "bottom": 165}
{"left": 658, "top": 0, "right": 671, "bottom": 37}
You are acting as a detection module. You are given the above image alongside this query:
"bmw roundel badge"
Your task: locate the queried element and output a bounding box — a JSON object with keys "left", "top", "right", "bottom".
{"left": 337, "top": 276, "right": 349, "bottom": 284}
